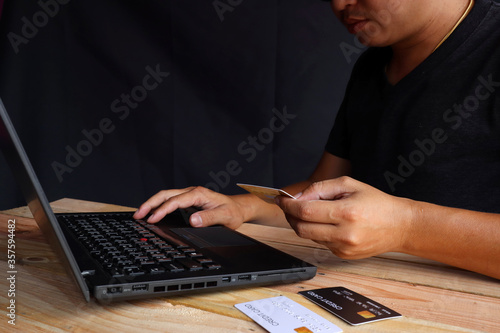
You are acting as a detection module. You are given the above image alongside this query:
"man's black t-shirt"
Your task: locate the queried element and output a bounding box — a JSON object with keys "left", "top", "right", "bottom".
{"left": 326, "top": 0, "right": 500, "bottom": 213}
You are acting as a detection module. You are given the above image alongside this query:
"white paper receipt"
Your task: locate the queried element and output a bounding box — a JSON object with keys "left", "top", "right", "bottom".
{"left": 235, "top": 296, "right": 342, "bottom": 333}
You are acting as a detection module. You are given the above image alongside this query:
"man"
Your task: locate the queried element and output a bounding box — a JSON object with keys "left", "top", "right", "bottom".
{"left": 134, "top": 0, "right": 500, "bottom": 279}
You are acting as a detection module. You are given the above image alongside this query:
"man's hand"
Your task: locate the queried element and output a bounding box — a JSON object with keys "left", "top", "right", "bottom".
{"left": 275, "top": 176, "right": 414, "bottom": 259}
{"left": 133, "top": 186, "right": 248, "bottom": 229}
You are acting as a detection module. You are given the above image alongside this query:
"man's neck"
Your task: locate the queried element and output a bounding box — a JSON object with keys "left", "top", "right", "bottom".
{"left": 386, "top": 0, "right": 472, "bottom": 85}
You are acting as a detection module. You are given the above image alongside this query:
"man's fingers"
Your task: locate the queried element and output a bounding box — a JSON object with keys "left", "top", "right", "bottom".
{"left": 286, "top": 216, "right": 370, "bottom": 259}
{"left": 133, "top": 205, "right": 150, "bottom": 220}
{"left": 299, "top": 176, "right": 359, "bottom": 201}
{"left": 275, "top": 176, "right": 361, "bottom": 225}
{"left": 286, "top": 216, "right": 338, "bottom": 242}
{"left": 133, "top": 187, "right": 197, "bottom": 222}
{"left": 133, "top": 186, "right": 245, "bottom": 230}
{"left": 190, "top": 205, "right": 239, "bottom": 229}
{"left": 149, "top": 190, "right": 214, "bottom": 223}
{"left": 277, "top": 196, "right": 348, "bottom": 224}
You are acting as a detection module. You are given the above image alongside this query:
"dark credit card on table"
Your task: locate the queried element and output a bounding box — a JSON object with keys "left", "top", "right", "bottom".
{"left": 300, "top": 286, "right": 402, "bottom": 325}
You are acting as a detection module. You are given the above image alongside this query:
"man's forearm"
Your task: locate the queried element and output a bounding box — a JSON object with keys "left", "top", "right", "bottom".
{"left": 404, "top": 201, "right": 500, "bottom": 279}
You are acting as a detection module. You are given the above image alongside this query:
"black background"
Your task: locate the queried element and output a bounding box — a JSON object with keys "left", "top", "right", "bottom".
{"left": 0, "top": 0, "right": 359, "bottom": 209}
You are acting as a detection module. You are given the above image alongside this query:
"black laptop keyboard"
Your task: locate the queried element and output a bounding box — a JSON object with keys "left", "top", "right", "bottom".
{"left": 60, "top": 213, "right": 221, "bottom": 277}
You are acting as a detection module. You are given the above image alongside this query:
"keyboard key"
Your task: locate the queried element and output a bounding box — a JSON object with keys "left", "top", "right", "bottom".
{"left": 156, "top": 257, "right": 173, "bottom": 264}
{"left": 141, "top": 264, "right": 166, "bottom": 274}
{"left": 204, "top": 263, "right": 221, "bottom": 270}
{"left": 163, "top": 263, "right": 185, "bottom": 273}
{"left": 187, "top": 252, "right": 203, "bottom": 258}
{"left": 177, "top": 258, "right": 203, "bottom": 271}
{"left": 110, "top": 268, "right": 124, "bottom": 277}
{"left": 196, "top": 257, "right": 213, "bottom": 264}
{"left": 123, "top": 266, "right": 145, "bottom": 276}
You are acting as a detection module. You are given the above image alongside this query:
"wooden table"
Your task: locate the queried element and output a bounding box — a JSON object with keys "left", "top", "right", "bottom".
{"left": 1, "top": 198, "right": 499, "bottom": 332}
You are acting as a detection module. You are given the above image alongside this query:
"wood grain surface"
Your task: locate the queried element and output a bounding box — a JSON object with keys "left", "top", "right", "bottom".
{"left": 1, "top": 198, "right": 498, "bottom": 332}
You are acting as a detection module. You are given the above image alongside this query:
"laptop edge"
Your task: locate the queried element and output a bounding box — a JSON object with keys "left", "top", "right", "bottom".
{"left": 0, "top": 98, "right": 91, "bottom": 301}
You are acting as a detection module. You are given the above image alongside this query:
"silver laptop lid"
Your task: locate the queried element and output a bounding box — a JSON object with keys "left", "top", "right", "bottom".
{"left": 0, "top": 98, "right": 91, "bottom": 302}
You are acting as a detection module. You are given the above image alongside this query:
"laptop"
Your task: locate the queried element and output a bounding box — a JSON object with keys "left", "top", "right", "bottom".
{"left": 0, "top": 98, "right": 316, "bottom": 302}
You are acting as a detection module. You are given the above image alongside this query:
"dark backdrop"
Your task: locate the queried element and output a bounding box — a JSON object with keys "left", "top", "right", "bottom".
{"left": 0, "top": 0, "right": 359, "bottom": 209}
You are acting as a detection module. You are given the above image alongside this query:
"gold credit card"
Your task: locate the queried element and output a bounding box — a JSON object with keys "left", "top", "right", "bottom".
{"left": 237, "top": 183, "right": 296, "bottom": 204}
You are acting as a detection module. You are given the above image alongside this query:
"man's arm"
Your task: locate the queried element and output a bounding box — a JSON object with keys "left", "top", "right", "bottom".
{"left": 134, "top": 152, "right": 351, "bottom": 229}
{"left": 405, "top": 201, "right": 500, "bottom": 279}
{"left": 276, "top": 176, "right": 500, "bottom": 280}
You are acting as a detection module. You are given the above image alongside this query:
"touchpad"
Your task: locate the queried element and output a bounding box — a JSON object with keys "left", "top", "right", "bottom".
{"left": 171, "top": 227, "right": 255, "bottom": 248}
